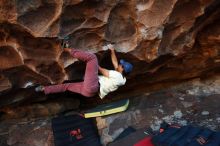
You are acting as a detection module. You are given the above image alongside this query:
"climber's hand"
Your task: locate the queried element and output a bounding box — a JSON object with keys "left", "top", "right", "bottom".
{"left": 102, "top": 45, "right": 108, "bottom": 51}
{"left": 107, "top": 44, "right": 114, "bottom": 51}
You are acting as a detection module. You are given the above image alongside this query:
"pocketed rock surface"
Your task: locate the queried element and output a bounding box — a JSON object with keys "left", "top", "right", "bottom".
{"left": 1, "top": 0, "right": 220, "bottom": 145}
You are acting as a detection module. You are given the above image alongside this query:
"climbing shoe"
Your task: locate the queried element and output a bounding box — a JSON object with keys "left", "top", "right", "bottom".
{"left": 35, "top": 85, "right": 44, "bottom": 92}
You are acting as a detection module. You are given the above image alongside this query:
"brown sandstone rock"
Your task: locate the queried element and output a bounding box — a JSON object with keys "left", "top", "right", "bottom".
{"left": 0, "top": 0, "right": 220, "bottom": 118}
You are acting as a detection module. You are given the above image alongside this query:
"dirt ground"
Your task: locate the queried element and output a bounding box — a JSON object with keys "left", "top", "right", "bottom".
{"left": 0, "top": 78, "right": 220, "bottom": 146}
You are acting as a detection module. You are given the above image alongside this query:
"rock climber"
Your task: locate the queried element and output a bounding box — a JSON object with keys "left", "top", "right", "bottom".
{"left": 35, "top": 44, "right": 133, "bottom": 99}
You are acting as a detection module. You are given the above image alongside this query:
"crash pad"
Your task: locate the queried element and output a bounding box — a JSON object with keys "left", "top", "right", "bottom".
{"left": 52, "top": 115, "right": 101, "bottom": 146}
{"left": 109, "top": 128, "right": 151, "bottom": 146}
{"left": 152, "top": 122, "right": 220, "bottom": 146}
{"left": 84, "top": 99, "right": 129, "bottom": 118}
{"left": 134, "top": 137, "right": 154, "bottom": 146}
